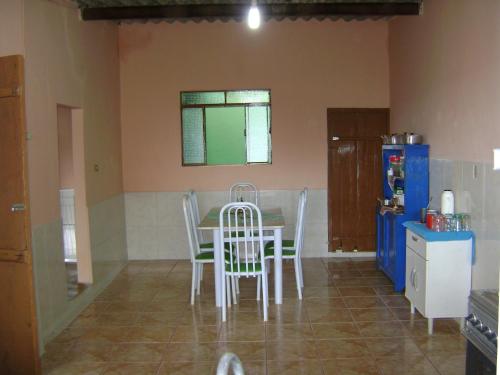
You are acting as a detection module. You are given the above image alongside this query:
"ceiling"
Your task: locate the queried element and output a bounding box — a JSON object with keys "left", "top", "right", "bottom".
{"left": 75, "top": 0, "right": 423, "bottom": 23}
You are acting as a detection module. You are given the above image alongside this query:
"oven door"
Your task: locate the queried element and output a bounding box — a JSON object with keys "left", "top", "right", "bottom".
{"left": 466, "top": 341, "right": 496, "bottom": 375}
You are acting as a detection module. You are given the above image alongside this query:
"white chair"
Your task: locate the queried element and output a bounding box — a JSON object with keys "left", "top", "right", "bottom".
{"left": 183, "top": 194, "right": 216, "bottom": 305}
{"left": 264, "top": 189, "right": 308, "bottom": 299}
{"left": 219, "top": 202, "right": 269, "bottom": 322}
{"left": 229, "top": 182, "right": 259, "bottom": 206}
{"left": 187, "top": 190, "right": 213, "bottom": 252}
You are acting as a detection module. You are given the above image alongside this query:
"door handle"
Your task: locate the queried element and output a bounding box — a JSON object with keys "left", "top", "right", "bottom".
{"left": 11, "top": 203, "right": 25, "bottom": 212}
{"left": 331, "top": 136, "right": 340, "bottom": 141}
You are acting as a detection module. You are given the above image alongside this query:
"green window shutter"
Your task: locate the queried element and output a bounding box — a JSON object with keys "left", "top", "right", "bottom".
{"left": 205, "top": 106, "right": 246, "bottom": 165}
{"left": 227, "top": 90, "right": 270, "bottom": 104}
{"left": 182, "top": 108, "right": 205, "bottom": 164}
{"left": 181, "top": 91, "right": 225, "bottom": 105}
{"left": 247, "top": 105, "right": 270, "bottom": 163}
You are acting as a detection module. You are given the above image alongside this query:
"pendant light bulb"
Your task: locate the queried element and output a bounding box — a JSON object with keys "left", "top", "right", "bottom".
{"left": 247, "top": 5, "right": 261, "bottom": 29}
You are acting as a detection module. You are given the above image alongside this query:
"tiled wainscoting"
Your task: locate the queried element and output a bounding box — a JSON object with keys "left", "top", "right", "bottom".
{"left": 429, "top": 159, "right": 500, "bottom": 289}
{"left": 125, "top": 190, "right": 329, "bottom": 260}
{"left": 32, "top": 194, "right": 128, "bottom": 351}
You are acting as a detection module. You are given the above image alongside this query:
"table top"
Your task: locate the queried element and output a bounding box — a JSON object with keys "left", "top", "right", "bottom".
{"left": 198, "top": 207, "right": 285, "bottom": 230}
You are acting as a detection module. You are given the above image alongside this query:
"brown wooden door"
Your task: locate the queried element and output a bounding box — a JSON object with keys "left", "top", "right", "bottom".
{"left": 0, "top": 55, "right": 41, "bottom": 374}
{"left": 327, "top": 108, "right": 388, "bottom": 252}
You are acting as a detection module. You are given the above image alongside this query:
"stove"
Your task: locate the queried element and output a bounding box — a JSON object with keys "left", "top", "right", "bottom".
{"left": 463, "top": 289, "right": 498, "bottom": 374}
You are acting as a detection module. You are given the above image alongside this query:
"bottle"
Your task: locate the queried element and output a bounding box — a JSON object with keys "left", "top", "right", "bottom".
{"left": 441, "top": 190, "right": 454, "bottom": 215}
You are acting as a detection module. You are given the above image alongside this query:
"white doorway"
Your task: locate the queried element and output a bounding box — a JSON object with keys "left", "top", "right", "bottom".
{"left": 57, "top": 105, "right": 92, "bottom": 297}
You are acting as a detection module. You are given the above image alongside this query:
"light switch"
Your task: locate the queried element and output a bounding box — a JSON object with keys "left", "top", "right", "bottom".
{"left": 494, "top": 149, "right": 500, "bottom": 170}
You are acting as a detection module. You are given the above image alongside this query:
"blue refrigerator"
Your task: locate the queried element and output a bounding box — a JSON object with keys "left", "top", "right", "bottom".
{"left": 376, "top": 144, "right": 429, "bottom": 291}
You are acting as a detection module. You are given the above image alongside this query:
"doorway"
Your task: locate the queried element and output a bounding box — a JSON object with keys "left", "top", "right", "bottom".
{"left": 327, "top": 108, "right": 389, "bottom": 252}
{"left": 56, "top": 105, "right": 92, "bottom": 297}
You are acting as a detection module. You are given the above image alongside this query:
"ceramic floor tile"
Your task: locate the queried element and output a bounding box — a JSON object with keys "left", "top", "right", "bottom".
{"left": 315, "top": 339, "right": 370, "bottom": 359}
{"left": 303, "top": 287, "right": 340, "bottom": 299}
{"left": 390, "top": 307, "right": 426, "bottom": 321}
{"left": 170, "top": 325, "right": 220, "bottom": 343}
{"left": 164, "top": 343, "right": 217, "bottom": 362}
{"left": 343, "top": 296, "right": 386, "bottom": 308}
{"left": 158, "top": 361, "right": 213, "bottom": 375}
{"left": 108, "top": 343, "right": 165, "bottom": 363}
{"left": 266, "top": 340, "right": 317, "bottom": 361}
{"left": 375, "top": 354, "right": 440, "bottom": 375}
{"left": 42, "top": 362, "right": 107, "bottom": 375}
{"left": 307, "top": 307, "right": 353, "bottom": 323}
{"left": 380, "top": 295, "right": 411, "bottom": 308}
{"left": 338, "top": 287, "right": 377, "bottom": 297}
{"left": 401, "top": 320, "right": 457, "bottom": 336}
{"left": 101, "top": 362, "right": 161, "bottom": 374}
{"left": 219, "top": 323, "right": 266, "bottom": 342}
{"left": 356, "top": 321, "right": 408, "bottom": 338}
{"left": 322, "top": 357, "right": 382, "bottom": 375}
{"left": 311, "top": 323, "right": 361, "bottom": 340}
{"left": 123, "top": 325, "right": 175, "bottom": 343}
{"left": 306, "top": 297, "right": 347, "bottom": 309}
{"left": 364, "top": 337, "right": 422, "bottom": 358}
{"left": 40, "top": 259, "right": 467, "bottom": 375}
{"left": 217, "top": 341, "right": 267, "bottom": 361}
{"left": 350, "top": 308, "right": 396, "bottom": 322}
{"left": 427, "top": 353, "right": 466, "bottom": 375}
{"left": 413, "top": 335, "right": 467, "bottom": 355}
{"left": 266, "top": 323, "right": 314, "bottom": 341}
{"left": 267, "top": 360, "right": 324, "bottom": 375}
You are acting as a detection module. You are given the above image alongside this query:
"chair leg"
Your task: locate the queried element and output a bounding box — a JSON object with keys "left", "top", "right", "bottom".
{"left": 262, "top": 271, "right": 269, "bottom": 322}
{"left": 200, "top": 263, "right": 204, "bottom": 281}
{"left": 191, "top": 263, "right": 197, "bottom": 305}
{"left": 267, "top": 259, "right": 271, "bottom": 274}
{"left": 294, "top": 259, "right": 303, "bottom": 300}
{"left": 221, "top": 272, "right": 227, "bottom": 322}
{"left": 196, "top": 264, "right": 201, "bottom": 295}
{"left": 231, "top": 276, "right": 237, "bottom": 305}
{"left": 256, "top": 275, "right": 261, "bottom": 301}
{"left": 226, "top": 275, "right": 232, "bottom": 308}
{"left": 235, "top": 276, "right": 240, "bottom": 294}
{"left": 298, "top": 258, "right": 304, "bottom": 287}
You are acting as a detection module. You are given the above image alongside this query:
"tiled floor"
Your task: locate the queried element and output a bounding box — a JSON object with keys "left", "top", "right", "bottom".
{"left": 42, "top": 258, "right": 466, "bottom": 374}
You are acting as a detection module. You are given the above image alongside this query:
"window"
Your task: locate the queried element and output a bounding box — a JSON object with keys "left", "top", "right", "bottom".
{"left": 181, "top": 90, "right": 271, "bottom": 166}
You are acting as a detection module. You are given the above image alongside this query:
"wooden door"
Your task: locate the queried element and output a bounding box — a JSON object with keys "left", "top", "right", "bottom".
{"left": 0, "top": 55, "right": 40, "bottom": 374}
{"left": 327, "top": 108, "right": 388, "bottom": 252}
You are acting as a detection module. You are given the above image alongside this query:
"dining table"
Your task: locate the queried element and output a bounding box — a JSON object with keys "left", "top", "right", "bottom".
{"left": 198, "top": 207, "right": 285, "bottom": 307}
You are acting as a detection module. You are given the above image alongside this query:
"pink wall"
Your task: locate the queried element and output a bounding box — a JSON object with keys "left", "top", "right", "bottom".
{"left": 120, "top": 20, "right": 390, "bottom": 192}
{"left": 389, "top": 0, "right": 500, "bottom": 162}
{"left": 0, "top": 0, "right": 24, "bottom": 56}
{"left": 57, "top": 105, "right": 74, "bottom": 189}
{"left": 25, "top": 0, "right": 123, "bottom": 226}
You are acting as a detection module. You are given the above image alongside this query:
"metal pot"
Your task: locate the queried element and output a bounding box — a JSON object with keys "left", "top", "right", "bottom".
{"left": 405, "top": 132, "right": 423, "bottom": 144}
{"left": 381, "top": 135, "right": 392, "bottom": 144}
{"left": 390, "top": 133, "right": 405, "bottom": 145}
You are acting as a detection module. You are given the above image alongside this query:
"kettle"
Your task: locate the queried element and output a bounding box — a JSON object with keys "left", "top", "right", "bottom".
{"left": 441, "top": 190, "right": 454, "bottom": 215}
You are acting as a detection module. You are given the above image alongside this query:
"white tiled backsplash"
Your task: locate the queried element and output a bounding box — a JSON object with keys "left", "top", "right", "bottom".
{"left": 429, "top": 159, "right": 500, "bottom": 289}
{"left": 124, "top": 189, "right": 329, "bottom": 260}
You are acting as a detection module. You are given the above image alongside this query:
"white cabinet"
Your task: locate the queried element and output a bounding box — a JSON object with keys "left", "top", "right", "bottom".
{"left": 405, "top": 229, "right": 472, "bottom": 334}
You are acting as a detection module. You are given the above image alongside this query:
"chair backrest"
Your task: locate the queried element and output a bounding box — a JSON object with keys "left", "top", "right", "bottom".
{"left": 187, "top": 190, "right": 205, "bottom": 243}
{"left": 182, "top": 194, "right": 200, "bottom": 263}
{"left": 219, "top": 202, "right": 265, "bottom": 276}
{"left": 229, "top": 182, "right": 259, "bottom": 206}
{"left": 293, "top": 190, "right": 308, "bottom": 258}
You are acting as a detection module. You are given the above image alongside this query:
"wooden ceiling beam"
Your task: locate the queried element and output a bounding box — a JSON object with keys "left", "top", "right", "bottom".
{"left": 81, "top": 2, "right": 421, "bottom": 21}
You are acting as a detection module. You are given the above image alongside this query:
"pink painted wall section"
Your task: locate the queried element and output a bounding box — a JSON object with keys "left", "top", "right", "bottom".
{"left": 24, "top": 0, "right": 123, "bottom": 226}
{"left": 119, "top": 20, "right": 390, "bottom": 192}
{"left": 0, "top": 0, "right": 24, "bottom": 56}
{"left": 57, "top": 105, "right": 74, "bottom": 189}
{"left": 389, "top": 0, "right": 500, "bottom": 162}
